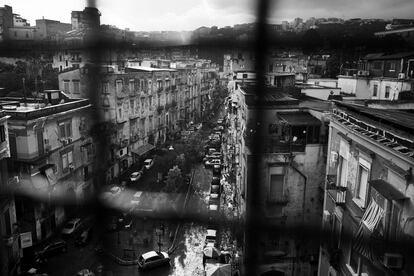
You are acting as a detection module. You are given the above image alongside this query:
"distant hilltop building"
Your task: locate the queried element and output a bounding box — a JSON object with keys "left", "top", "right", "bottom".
{"left": 71, "top": 6, "right": 101, "bottom": 30}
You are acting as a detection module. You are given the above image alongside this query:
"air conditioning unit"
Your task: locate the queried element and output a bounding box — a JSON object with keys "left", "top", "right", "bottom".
{"left": 67, "top": 137, "right": 72, "bottom": 143}
{"left": 45, "top": 145, "right": 52, "bottom": 152}
{"left": 383, "top": 253, "right": 403, "bottom": 269}
{"left": 61, "top": 138, "right": 67, "bottom": 145}
{"left": 357, "top": 70, "right": 369, "bottom": 77}
{"left": 398, "top": 73, "right": 405, "bottom": 80}
{"left": 44, "top": 138, "right": 49, "bottom": 144}
{"left": 69, "top": 164, "right": 75, "bottom": 170}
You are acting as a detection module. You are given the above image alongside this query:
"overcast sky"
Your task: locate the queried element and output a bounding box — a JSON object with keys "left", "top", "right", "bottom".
{"left": 3, "top": 0, "right": 414, "bottom": 31}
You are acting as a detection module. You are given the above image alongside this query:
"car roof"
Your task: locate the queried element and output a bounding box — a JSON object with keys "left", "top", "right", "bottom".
{"left": 144, "top": 159, "right": 152, "bottom": 162}
{"left": 68, "top": 218, "right": 80, "bottom": 223}
{"left": 131, "top": 171, "right": 140, "bottom": 175}
{"left": 209, "top": 204, "right": 218, "bottom": 210}
{"left": 207, "top": 229, "right": 217, "bottom": 236}
{"left": 141, "top": 251, "right": 158, "bottom": 259}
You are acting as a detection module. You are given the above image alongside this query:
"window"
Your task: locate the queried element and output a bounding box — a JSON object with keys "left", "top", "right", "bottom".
{"left": 73, "top": 80, "right": 80, "bottom": 94}
{"left": 65, "top": 60, "right": 68, "bottom": 67}
{"left": 102, "top": 82, "right": 109, "bottom": 94}
{"left": 58, "top": 120, "right": 72, "bottom": 139}
{"left": 149, "top": 96, "right": 153, "bottom": 106}
{"left": 116, "top": 80, "right": 123, "bottom": 94}
{"left": 354, "top": 157, "right": 371, "bottom": 208}
{"left": 129, "top": 79, "right": 134, "bottom": 92}
{"left": 337, "top": 156, "right": 347, "bottom": 188}
{"left": 385, "top": 86, "right": 390, "bottom": 98}
{"left": 0, "top": 125, "right": 5, "bottom": 142}
{"left": 130, "top": 99, "right": 135, "bottom": 113}
{"left": 373, "top": 84, "right": 378, "bottom": 97}
{"left": 269, "top": 167, "right": 285, "bottom": 202}
{"left": 63, "top": 80, "right": 70, "bottom": 93}
{"left": 61, "top": 150, "right": 73, "bottom": 173}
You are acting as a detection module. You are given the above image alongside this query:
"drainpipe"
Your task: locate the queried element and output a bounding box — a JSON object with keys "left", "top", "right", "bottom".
{"left": 289, "top": 162, "right": 307, "bottom": 225}
{"left": 289, "top": 159, "right": 307, "bottom": 276}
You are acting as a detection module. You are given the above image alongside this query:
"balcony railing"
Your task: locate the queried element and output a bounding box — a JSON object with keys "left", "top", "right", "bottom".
{"left": 266, "top": 191, "right": 290, "bottom": 205}
{"left": 326, "top": 174, "right": 347, "bottom": 191}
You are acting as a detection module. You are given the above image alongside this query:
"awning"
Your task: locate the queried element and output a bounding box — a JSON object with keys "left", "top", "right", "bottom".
{"left": 352, "top": 199, "right": 385, "bottom": 260}
{"left": 369, "top": 179, "right": 408, "bottom": 201}
{"left": 279, "top": 112, "right": 321, "bottom": 126}
{"left": 130, "top": 143, "right": 155, "bottom": 156}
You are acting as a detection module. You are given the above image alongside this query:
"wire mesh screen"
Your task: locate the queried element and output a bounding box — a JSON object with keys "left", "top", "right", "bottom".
{"left": 0, "top": 1, "right": 414, "bottom": 276}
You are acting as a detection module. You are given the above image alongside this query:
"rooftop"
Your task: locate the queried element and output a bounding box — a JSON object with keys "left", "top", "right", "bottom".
{"left": 363, "top": 51, "right": 414, "bottom": 60}
{"left": 0, "top": 92, "right": 91, "bottom": 120}
{"left": 335, "top": 101, "right": 414, "bottom": 132}
{"left": 125, "top": 66, "right": 177, "bottom": 72}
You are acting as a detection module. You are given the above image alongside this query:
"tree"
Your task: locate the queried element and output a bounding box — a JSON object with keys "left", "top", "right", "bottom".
{"left": 164, "top": 165, "right": 184, "bottom": 193}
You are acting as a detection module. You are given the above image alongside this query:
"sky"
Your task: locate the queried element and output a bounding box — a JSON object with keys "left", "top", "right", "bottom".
{"left": 2, "top": 0, "right": 414, "bottom": 31}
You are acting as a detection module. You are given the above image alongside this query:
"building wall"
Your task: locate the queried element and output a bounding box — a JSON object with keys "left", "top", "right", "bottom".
{"left": 8, "top": 26, "right": 36, "bottom": 40}
{"left": 301, "top": 87, "right": 341, "bottom": 100}
{"left": 0, "top": 5, "right": 13, "bottom": 41}
{"left": 319, "top": 111, "right": 414, "bottom": 276}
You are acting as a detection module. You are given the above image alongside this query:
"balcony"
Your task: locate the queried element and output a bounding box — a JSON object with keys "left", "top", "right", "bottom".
{"left": 326, "top": 174, "right": 347, "bottom": 191}
{"left": 266, "top": 191, "right": 290, "bottom": 206}
{"left": 335, "top": 190, "right": 346, "bottom": 206}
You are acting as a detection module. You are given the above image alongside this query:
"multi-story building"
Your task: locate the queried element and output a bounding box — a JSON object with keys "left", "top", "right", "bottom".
{"left": 338, "top": 52, "right": 414, "bottom": 100}
{"left": 71, "top": 6, "right": 100, "bottom": 30}
{"left": 226, "top": 73, "right": 330, "bottom": 275}
{"left": 35, "top": 18, "right": 71, "bottom": 41}
{"left": 0, "top": 110, "right": 21, "bottom": 276}
{"left": 318, "top": 101, "right": 414, "bottom": 276}
{"left": 0, "top": 91, "right": 94, "bottom": 248}
{"left": 0, "top": 5, "right": 13, "bottom": 41}
{"left": 58, "top": 56, "right": 218, "bottom": 182}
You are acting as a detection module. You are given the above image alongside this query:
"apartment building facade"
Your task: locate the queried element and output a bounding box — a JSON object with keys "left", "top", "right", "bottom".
{"left": 338, "top": 52, "right": 414, "bottom": 100}
{"left": 318, "top": 102, "right": 414, "bottom": 276}
{"left": 0, "top": 92, "right": 94, "bottom": 247}
{"left": 0, "top": 110, "right": 21, "bottom": 276}
{"left": 226, "top": 73, "right": 329, "bottom": 275}
{"left": 58, "top": 61, "right": 218, "bottom": 182}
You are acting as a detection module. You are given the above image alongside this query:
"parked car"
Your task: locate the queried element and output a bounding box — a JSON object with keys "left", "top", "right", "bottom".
{"left": 138, "top": 251, "right": 170, "bottom": 270}
{"left": 143, "top": 159, "right": 154, "bottom": 170}
{"left": 212, "top": 164, "right": 222, "bottom": 176}
{"left": 211, "top": 184, "right": 221, "bottom": 194}
{"left": 61, "top": 218, "right": 82, "bottom": 237}
{"left": 36, "top": 240, "right": 67, "bottom": 258}
{"left": 130, "top": 171, "right": 142, "bottom": 182}
{"left": 75, "top": 227, "right": 93, "bottom": 247}
{"left": 208, "top": 204, "right": 219, "bottom": 221}
{"left": 211, "top": 176, "right": 220, "bottom": 185}
{"left": 204, "top": 152, "right": 222, "bottom": 160}
{"left": 213, "top": 126, "right": 224, "bottom": 132}
{"left": 209, "top": 195, "right": 220, "bottom": 206}
{"left": 205, "top": 228, "right": 217, "bottom": 247}
{"left": 205, "top": 159, "right": 221, "bottom": 167}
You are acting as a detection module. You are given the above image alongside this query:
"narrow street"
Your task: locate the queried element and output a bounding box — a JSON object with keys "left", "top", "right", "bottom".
{"left": 41, "top": 107, "right": 225, "bottom": 275}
